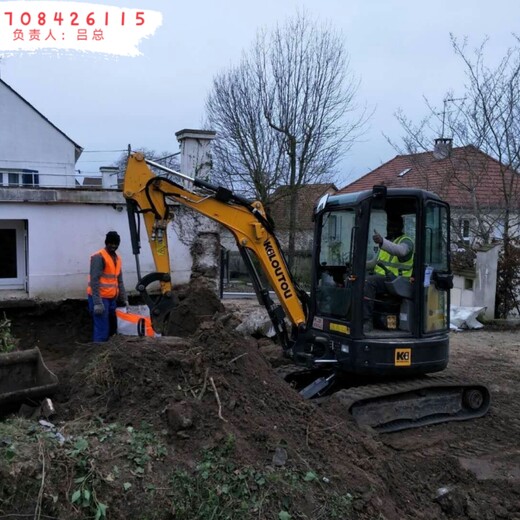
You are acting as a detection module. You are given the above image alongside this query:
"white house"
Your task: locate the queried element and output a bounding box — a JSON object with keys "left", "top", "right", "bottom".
{"left": 0, "top": 79, "right": 82, "bottom": 188}
{"left": 0, "top": 78, "right": 216, "bottom": 302}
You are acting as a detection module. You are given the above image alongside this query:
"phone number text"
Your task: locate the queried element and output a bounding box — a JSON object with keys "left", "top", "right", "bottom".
{"left": 3, "top": 11, "right": 145, "bottom": 27}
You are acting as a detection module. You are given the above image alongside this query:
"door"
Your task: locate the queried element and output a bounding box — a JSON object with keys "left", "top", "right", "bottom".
{"left": 0, "top": 220, "right": 27, "bottom": 290}
{"left": 423, "top": 203, "right": 450, "bottom": 333}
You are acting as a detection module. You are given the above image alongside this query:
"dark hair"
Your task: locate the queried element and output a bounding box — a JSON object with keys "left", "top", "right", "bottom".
{"left": 105, "top": 231, "right": 121, "bottom": 245}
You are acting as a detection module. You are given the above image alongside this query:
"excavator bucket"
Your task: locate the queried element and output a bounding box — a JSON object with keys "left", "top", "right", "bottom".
{"left": 0, "top": 348, "right": 59, "bottom": 411}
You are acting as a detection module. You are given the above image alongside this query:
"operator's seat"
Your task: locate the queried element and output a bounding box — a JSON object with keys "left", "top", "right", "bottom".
{"left": 384, "top": 276, "right": 413, "bottom": 299}
{"left": 373, "top": 275, "right": 414, "bottom": 332}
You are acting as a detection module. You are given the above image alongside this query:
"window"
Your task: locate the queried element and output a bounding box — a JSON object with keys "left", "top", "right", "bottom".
{"left": 492, "top": 220, "right": 504, "bottom": 240}
{"left": 1, "top": 169, "right": 39, "bottom": 187}
{"left": 319, "top": 210, "right": 353, "bottom": 266}
{"left": 424, "top": 203, "right": 450, "bottom": 333}
{"left": 328, "top": 215, "right": 338, "bottom": 241}
{"left": 464, "top": 278, "right": 474, "bottom": 291}
{"left": 425, "top": 203, "right": 449, "bottom": 272}
{"left": 22, "top": 172, "right": 39, "bottom": 186}
{"left": 462, "top": 219, "right": 471, "bottom": 243}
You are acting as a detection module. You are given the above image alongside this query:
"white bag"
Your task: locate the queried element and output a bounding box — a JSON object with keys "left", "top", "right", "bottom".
{"left": 116, "top": 305, "right": 159, "bottom": 337}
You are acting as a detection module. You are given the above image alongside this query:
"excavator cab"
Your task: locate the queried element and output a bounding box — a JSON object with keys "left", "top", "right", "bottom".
{"left": 288, "top": 187, "right": 490, "bottom": 431}
{"left": 294, "top": 186, "right": 453, "bottom": 376}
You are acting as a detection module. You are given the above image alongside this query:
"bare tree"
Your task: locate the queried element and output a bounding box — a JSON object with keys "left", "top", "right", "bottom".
{"left": 206, "top": 60, "right": 288, "bottom": 206}
{"left": 391, "top": 35, "right": 520, "bottom": 317}
{"left": 206, "top": 11, "right": 369, "bottom": 267}
{"left": 447, "top": 36, "right": 520, "bottom": 243}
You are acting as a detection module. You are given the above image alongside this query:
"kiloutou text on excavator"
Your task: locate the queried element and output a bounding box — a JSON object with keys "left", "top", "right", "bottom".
{"left": 123, "top": 151, "right": 490, "bottom": 433}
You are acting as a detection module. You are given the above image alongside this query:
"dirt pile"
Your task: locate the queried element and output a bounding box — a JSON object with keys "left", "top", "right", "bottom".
{"left": 58, "top": 322, "right": 380, "bottom": 474}
{"left": 163, "top": 277, "right": 225, "bottom": 337}
{"left": 1, "top": 293, "right": 520, "bottom": 519}
{"left": 2, "top": 293, "right": 397, "bottom": 520}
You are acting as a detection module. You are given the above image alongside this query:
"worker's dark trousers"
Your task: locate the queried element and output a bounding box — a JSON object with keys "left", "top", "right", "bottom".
{"left": 363, "top": 274, "right": 387, "bottom": 322}
{"left": 87, "top": 296, "right": 117, "bottom": 342}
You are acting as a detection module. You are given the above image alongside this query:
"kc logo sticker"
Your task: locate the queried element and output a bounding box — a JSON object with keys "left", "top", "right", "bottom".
{"left": 395, "top": 348, "right": 411, "bottom": 366}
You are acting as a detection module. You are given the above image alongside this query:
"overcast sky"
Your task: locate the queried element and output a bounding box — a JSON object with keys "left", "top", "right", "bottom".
{"left": 1, "top": 0, "right": 520, "bottom": 188}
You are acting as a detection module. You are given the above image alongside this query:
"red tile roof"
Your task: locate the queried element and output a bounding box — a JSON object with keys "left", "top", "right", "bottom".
{"left": 338, "top": 145, "right": 520, "bottom": 210}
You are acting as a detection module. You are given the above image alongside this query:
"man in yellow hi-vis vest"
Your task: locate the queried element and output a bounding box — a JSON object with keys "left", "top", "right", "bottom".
{"left": 364, "top": 214, "right": 414, "bottom": 333}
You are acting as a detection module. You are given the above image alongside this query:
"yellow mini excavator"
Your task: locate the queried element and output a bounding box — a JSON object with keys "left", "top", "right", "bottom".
{"left": 123, "top": 152, "right": 490, "bottom": 432}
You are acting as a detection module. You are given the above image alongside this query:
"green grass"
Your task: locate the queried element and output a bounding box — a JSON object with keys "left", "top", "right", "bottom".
{"left": 168, "top": 434, "right": 355, "bottom": 520}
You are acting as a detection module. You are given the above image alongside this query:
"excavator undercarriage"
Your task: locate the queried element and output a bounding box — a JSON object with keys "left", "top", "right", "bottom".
{"left": 279, "top": 367, "right": 490, "bottom": 432}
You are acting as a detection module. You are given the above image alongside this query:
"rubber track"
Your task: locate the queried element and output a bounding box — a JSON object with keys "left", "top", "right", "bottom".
{"left": 331, "top": 374, "right": 491, "bottom": 433}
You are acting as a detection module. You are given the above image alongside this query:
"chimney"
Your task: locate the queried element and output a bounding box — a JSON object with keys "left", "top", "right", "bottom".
{"left": 99, "top": 166, "right": 119, "bottom": 189}
{"left": 433, "top": 138, "right": 453, "bottom": 160}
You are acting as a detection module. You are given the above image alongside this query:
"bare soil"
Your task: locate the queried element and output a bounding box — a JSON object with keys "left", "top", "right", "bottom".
{"left": 0, "top": 295, "right": 519, "bottom": 520}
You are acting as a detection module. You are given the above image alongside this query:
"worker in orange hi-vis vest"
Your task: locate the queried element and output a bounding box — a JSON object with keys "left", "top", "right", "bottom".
{"left": 87, "top": 231, "right": 128, "bottom": 342}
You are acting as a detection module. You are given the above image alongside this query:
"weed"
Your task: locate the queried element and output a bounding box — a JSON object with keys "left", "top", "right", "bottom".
{"left": 67, "top": 437, "right": 108, "bottom": 520}
{"left": 168, "top": 434, "right": 352, "bottom": 520}
{"left": 325, "top": 492, "right": 354, "bottom": 519}
{"left": 126, "top": 422, "right": 167, "bottom": 474}
{"left": 0, "top": 313, "right": 18, "bottom": 353}
{"left": 97, "top": 421, "right": 120, "bottom": 442}
{"left": 84, "top": 350, "right": 116, "bottom": 391}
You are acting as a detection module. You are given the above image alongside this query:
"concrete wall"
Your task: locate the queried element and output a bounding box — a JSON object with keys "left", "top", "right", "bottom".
{"left": 0, "top": 82, "right": 78, "bottom": 187}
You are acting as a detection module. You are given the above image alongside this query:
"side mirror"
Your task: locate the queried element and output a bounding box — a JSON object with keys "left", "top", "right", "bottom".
{"left": 372, "top": 185, "right": 387, "bottom": 210}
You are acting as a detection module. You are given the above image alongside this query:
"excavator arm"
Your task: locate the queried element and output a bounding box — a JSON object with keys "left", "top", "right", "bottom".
{"left": 123, "top": 152, "right": 308, "bottom": 352}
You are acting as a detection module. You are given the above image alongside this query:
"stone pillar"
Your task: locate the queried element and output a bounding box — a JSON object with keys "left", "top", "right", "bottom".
{"left": 175, "top": 129, "right": 220, "bottom": 295}
{"left": 475, "top": 244, "right": 500, "bottom": 320}
{"left": 175, "top": 129, "right": 216, "bottom": 179}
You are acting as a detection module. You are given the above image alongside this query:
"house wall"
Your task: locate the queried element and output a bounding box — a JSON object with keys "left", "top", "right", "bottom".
{"left": 0, "top": 199, "right": 192, "bottom": 300}
{"left": 0, "top": 82, "right": 77, "bottom": 187}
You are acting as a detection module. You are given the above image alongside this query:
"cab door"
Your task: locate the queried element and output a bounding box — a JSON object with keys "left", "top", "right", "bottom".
{"left": 422, "top": 202, "right": 451, "bottom": 333}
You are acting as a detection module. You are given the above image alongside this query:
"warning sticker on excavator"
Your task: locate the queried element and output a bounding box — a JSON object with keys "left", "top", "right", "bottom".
{"left": 395, "top": 348, "right": 411, "bottom": 366}
{"left": 329, "top": 323, "right": 350, "bottom": 335}
{"left": 156, "top": 243, "right": 167, "bottom": 256}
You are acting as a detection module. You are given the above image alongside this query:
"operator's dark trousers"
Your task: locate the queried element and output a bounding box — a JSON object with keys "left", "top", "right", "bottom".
{"left": 87, "top": 296, "right": 117, "bottom": 342}
{"left": 363, "top": 274, "right": 387, "bottom": 322}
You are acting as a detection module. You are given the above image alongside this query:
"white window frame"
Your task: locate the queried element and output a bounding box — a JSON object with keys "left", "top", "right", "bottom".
{"left": 0, "top": 168, "right": 40, "bottom": 187}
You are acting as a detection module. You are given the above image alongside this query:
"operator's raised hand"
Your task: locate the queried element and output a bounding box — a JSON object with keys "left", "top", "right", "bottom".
{"left": 372, "top": 229, "right": 383, "bottom": 246}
